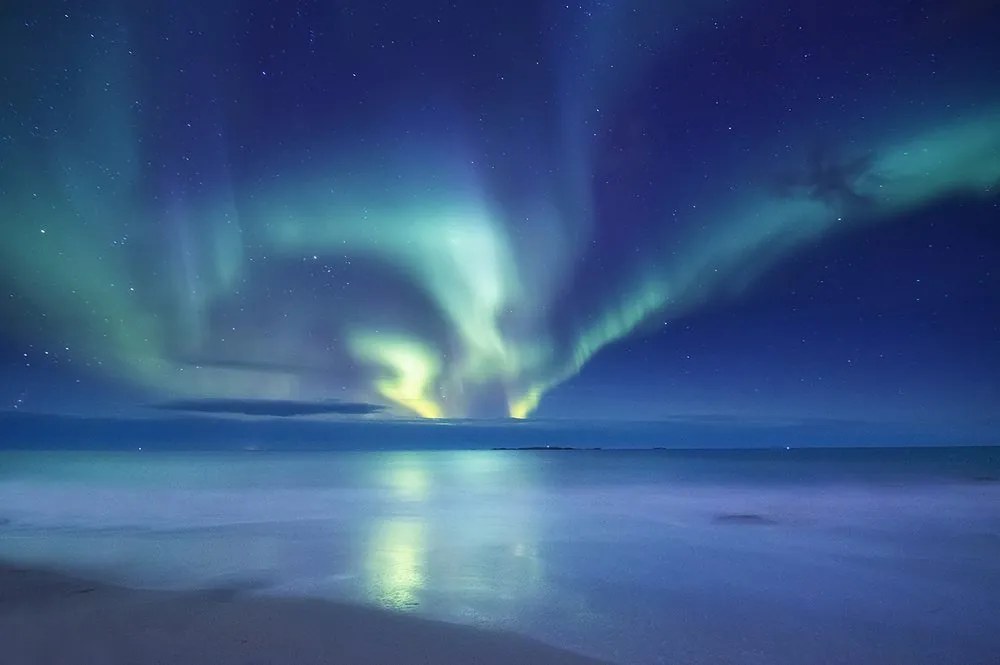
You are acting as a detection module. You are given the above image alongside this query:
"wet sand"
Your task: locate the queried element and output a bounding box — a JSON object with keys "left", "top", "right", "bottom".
{"left": 0, "top": 564, "right": 608, "bottom": 665}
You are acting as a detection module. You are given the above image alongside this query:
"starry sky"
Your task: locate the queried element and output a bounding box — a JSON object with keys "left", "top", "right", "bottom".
{"left": 1, "top": 1, "right": 998, "bottom": 445}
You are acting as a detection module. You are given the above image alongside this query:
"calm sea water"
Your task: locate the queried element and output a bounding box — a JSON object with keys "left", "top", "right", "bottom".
{"left": 1, "top": 448, "right": 999, "bottom": 664}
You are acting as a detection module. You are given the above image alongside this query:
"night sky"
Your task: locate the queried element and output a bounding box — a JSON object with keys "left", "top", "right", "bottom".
{"left": 1, "top": 1, "right": 998, "bottom": 446}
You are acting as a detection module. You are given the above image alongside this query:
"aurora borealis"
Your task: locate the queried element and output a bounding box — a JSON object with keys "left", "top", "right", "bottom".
{"left": 1, "top": 1, "right": 999, "bottom": 432}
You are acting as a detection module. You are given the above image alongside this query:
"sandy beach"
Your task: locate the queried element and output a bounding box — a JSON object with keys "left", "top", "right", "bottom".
{"left": 0, "top": 564, "right": 608, "bottom": 665}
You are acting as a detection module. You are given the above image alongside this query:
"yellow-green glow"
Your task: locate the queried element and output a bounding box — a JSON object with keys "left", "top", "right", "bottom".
{"left": 380, "top": 454, "right": 431, "bottom": 502}
{"left": 365, "top": 518, "right": 426, "bottom": 610}
{"left": 508, "top": 387, "right": 543, "bottom": 420}
{"left": 252, "top": 112, "right": 1000, "bottom": 419}
{"left": 360, "top": 453, "right": 543, "bottom": 610}
{"left": 349, "top": 332, "right": 444, "bottom": 419}
{"left": 4, "top": 18, "right": 998, "bottom": 421}
{"left": 259, "top": 160, "right": 534, "bottom": 416}
{"left": 509, "top": 112, "right": 1000, "bottom": 417}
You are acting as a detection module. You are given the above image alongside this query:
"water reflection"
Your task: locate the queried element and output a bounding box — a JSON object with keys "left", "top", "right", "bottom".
{"left": 365, "top": 517, "right": 425, "bottom": 609}
{"left": 363, "top": 451, "right": 544, "bottom": 615}
{"left": 382, "top": 457, "right": 429, "bottom": 502}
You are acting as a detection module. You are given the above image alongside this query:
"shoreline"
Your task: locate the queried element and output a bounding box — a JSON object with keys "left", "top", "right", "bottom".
{"left": 0, "top": 563, "right": 609, "bottom": 665}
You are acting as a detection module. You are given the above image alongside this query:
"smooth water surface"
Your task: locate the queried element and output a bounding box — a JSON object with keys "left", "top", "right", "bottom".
{"left": 1, "top": 448, "right": 999, "bottom": 664}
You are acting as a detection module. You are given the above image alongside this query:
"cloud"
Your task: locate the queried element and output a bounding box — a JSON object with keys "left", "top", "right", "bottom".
{"left": 2, "top": 410, "right": 996, "bottom": 450}
{"left": 151, "top": 398, "right": 385, "bottom": 417}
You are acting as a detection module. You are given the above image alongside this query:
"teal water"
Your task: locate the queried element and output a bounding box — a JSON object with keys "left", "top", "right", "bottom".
{"left": 1, "top": 448, "right": 998, "bottom": 664}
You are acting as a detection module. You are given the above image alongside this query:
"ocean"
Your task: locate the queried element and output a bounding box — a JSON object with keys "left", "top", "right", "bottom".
{"left": 1, "top": 448, "right": 998, "bottom": 664}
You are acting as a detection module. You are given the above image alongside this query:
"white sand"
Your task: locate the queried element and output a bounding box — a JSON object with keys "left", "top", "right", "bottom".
{"left": 0, "top": 565, "right": 608, "bottom": 665}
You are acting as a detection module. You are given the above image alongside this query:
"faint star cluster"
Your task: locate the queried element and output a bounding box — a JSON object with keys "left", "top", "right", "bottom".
{"left": 0, "top": 0, "right": 998, "bottom": 424}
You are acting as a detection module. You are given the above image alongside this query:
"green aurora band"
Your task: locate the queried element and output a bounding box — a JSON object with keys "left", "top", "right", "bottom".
{"left": 509, "top": 111, "right": 1000, "bottom": 417}
{"left": 1, "top": 5, "right": 998, "bottom": 419}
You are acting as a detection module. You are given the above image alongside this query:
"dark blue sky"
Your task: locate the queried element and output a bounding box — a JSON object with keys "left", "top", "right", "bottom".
{"left": 1, "top": 0, "right": 998, "bottom": 446}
